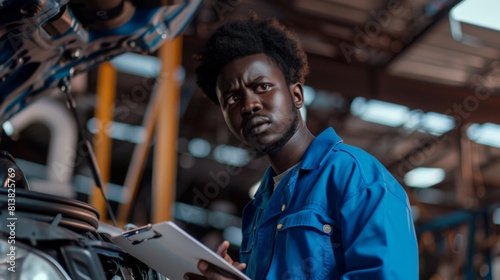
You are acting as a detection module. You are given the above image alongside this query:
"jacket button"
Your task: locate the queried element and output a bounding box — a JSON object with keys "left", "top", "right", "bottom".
{"left": 323, "top": 224, "right": 332, "bottom": 233}
{"left": 277, "top": 224, "right": 283, "bottom": 230}
{"left": 281, "top": 204, "right": 286, "bottom": 211}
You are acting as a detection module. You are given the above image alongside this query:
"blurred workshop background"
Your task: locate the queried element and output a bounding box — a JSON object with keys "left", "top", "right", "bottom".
{"left": 1, "top": 0, "right": 500, "bottom": 279}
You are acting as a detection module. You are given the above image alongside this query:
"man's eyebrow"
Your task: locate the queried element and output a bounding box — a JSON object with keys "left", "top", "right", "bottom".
{"left": 217, "top": 82, "right": 236, "bottom": 95}
{"left": 250, "top": 75, "right": 267, "bottom": 82}
{"left": 221, "top": 88, "right": 237, "bottom": 96}
{"left": 220, "top": 75, "right": 270, "bottom": 95}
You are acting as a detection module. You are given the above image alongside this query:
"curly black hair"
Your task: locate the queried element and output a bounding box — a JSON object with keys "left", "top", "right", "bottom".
{"left": 194, "top": 16, "right": 310, "bottom": 105}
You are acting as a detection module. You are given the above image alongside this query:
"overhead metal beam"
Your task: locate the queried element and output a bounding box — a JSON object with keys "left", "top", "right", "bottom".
{"left": 269, "top": 0, "right": 398, "bottom": 62}
{"left": 381, "top": 0, "right": 464, "bottom": 68}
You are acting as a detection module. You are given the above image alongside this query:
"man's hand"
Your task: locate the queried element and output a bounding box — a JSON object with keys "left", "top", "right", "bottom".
{"left": 215, "top": 241, "right": 247, "bottom": 271}
{"left": 184, "top": 241, "right": 247, "bottom": 280}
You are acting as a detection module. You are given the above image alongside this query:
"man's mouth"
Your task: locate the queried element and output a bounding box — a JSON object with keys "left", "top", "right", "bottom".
{"left": 244, "top": 116, "right": 270, "bottom": 136}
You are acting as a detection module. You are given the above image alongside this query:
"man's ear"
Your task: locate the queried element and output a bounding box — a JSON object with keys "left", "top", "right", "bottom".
{"left": 290, "top": 83, "right": 304, "bottom": 109}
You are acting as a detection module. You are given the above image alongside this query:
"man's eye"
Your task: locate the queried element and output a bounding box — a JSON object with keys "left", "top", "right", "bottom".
{"left": 226, "top": 94, "right": 240, "bottom": 105}
{"left": 255, "top": 84, "right": 271, "bottom": 92}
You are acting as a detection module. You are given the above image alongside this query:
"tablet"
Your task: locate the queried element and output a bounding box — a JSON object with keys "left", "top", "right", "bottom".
{"left": 111, "top": 221, "right": 250, "bottom": 280}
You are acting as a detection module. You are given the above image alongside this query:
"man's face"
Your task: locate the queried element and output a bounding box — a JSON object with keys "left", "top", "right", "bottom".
{"left": 215, "top": 53, "right": 303, "bottom": 155}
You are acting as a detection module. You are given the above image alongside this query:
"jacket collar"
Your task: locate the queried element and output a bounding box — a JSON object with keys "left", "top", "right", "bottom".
{"left": 252, "top": 127, "right": 343, "bottom": 205}
{"left": 252, "top": 167, "right": 275, "bottom": 208}
{"left": 299, "top": 127, "right": 343, "bottom": 170}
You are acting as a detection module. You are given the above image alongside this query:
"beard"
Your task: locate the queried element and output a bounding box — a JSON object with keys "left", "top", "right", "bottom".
{"left": 252, "top": 105, "right": 300, "bottom": 157}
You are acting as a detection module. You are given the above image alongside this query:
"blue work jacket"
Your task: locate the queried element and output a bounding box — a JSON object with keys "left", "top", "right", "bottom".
{"left": 240, "top": 127, "right": 418, "bottom": 279}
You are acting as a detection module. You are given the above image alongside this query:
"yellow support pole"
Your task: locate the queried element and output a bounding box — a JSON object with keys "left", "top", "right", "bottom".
{"left": 91, "top": 62, "right": 116, "bottom": 218}
{"left": 152, "top": 37, "right": 182, "bottom": 223}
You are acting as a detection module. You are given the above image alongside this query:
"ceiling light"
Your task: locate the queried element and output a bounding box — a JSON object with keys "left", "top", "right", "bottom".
{"left": 404, "top": 167, "right": 446, "bottom": 188}
{"left": 451, "top": 0, "right": 500, "bottom": 32}
{"left": 111, "top": 52, "right": 161, "bottom": 78}
{"left": 188, "top": 138, "right": 211, "bottom": 158}
{"left": 410, "top": 205, "right": 420, "bottom": 222}
{"left": 467, "top": 122, "right": 500, "bottom": 148}
{"left": 213, "top": 145, "right": 250, "bottom": 167}
{"left": 403, "top": 110, "right": 424, "bottom": 131}
{"left": 349, "top": 98, "right": 455, "bottom": 135}
{"left": 419, "top": 112, "right": 455, "bottom": 136}
{"left": 2, "top": 121, "right": 14, "bottom": 136}
{"left": 493, "top": 208, "right": 500, "bottom": 225}
{"left": 223, "top": 226, "right": 243, "bottom": 246}
{"left": 303, "top": 85, "right": 316, "bottom": 106}
{"left": 248, "top": 181, "right": 260, "bottom": 198}
{"left": 299, "top": 85, "right": 317, "bottom": 123}
{"left": 350, "top": 97, "right": 409, "bottom": 127}
{"left": 86, "top": 118, "right": 145, "bottom": 144}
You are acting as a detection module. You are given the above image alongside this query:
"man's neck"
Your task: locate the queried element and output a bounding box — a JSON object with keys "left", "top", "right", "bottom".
{"left": 266, "top": 121, "right": 315, "bottom": 174}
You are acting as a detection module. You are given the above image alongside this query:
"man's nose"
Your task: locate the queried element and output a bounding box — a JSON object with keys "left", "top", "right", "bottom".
{"left": 241, "top": 92, "right": 262, "bottom": 118}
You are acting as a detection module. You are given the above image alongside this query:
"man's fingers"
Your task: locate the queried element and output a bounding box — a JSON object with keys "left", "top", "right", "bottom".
{"left": 216, "top": 241, "right": 234, "bottom": 263}
{"left": 232, "top": 262, "right": 247, "bottom": 271}
{"left": 216, "top": 241, "right": 231, "bottom": 256}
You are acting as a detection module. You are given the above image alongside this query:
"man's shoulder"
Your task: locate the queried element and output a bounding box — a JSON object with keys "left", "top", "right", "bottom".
{"left": 329, "top": 142, "right": 381, "bottom": 167}
{"left": 322, "top": 142, "right": 397, "bottom": 188}
{"left": 310, "top": 127, "right": 379, "bottom": 163}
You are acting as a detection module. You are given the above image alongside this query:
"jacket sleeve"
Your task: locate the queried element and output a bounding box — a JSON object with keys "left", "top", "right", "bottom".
{"left": 339, "top": 180, "right": 419, "bottom": 280}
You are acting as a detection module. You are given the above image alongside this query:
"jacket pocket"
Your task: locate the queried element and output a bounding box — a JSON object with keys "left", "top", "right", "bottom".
{"left": 277, "top": 209, "right": 338, "bottom": 234}
{"left": 274, "top": 209, "right": 341, "bottom": 280}
{"left": 239, "top": 226, "right": 256, "bottom": 266}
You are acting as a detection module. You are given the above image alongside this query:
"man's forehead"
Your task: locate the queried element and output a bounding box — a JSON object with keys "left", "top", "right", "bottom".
{"left": 217, "top": 54, "right": 280, "bottom": 82}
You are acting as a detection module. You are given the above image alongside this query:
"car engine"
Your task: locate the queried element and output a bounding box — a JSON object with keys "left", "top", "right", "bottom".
{"left": 0, "top": 0, "right": 203, "bottom": 278}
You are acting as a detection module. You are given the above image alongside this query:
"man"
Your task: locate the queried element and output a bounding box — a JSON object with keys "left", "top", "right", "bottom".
{"left": 186, "top": 16, "right": 418, "bottom": 279}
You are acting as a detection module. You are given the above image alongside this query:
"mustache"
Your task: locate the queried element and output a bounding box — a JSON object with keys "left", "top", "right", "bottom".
{"left": 243, "top": 115, "right": 270, "bottom": 134}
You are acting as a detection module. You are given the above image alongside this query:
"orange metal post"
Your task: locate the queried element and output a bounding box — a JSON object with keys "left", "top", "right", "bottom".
{"left": 90, "top": 62, "right": 116, "bottom": 218}
{"left": 152, "top": 37, "right": 183, "bottom": 222}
